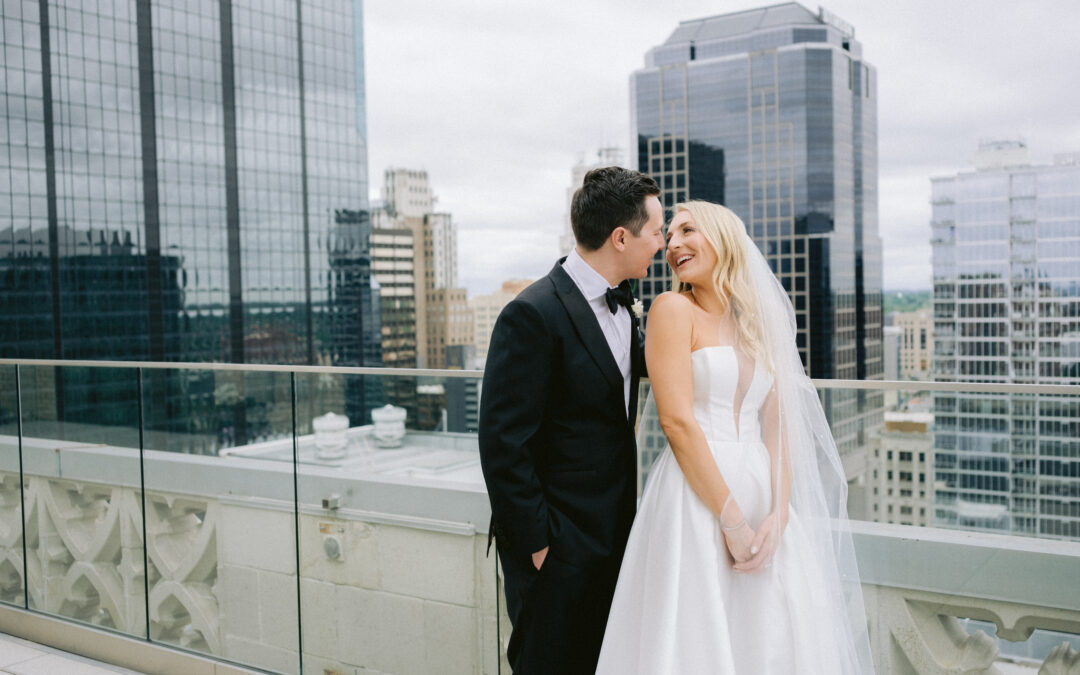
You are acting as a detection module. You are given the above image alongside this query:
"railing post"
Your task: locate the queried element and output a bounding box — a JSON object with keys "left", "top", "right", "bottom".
{"left": 137, "top": 367, "right": 151, "bottom": 642}
{"left": 291, "top": 370, "right": 304, "bottom": 674}
{"left": 15, "top": 364, "right": 28, "bottom": 610}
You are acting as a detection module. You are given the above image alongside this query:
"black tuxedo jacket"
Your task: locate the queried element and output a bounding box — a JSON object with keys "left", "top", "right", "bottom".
{"left": 479, "top": 259, "right": 643, "bottom": 568}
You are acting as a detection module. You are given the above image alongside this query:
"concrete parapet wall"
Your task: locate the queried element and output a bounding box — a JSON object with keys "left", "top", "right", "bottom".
{"left": 0, "top": 435, "right": 507, "bottom": 674}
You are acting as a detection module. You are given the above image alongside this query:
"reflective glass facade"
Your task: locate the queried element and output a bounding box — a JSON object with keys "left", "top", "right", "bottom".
{"left": 931, "top": 148, "right": 1080, "bottom": 540}
{"left": 1, "top": 0, "right": 378, "bottom": 443}
{"left": 631, "top": 3, "right": 883, "bottom": 478}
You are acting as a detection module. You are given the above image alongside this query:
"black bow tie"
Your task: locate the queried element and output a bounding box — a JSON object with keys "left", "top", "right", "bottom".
{"left": 604, "top": 281, "right": 634, "bottom": 315}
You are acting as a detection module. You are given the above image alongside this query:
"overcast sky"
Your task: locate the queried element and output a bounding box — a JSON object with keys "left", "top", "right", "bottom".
{"left": 363, "top": 0, "right": 1080, "bottom": 296}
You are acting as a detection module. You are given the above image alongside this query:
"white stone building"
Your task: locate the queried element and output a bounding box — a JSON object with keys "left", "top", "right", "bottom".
{"left": 383, "top": 168, "right": 435, "bottom": 218}
{"left": 560, "top": 148, "right": 624, "bottom": 256}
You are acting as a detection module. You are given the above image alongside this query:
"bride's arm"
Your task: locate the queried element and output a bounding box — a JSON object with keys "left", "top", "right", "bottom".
{"left": 733, "top": 385, "right": 792, "bottom": 572}
{"left": 761, "top": 385, "right": 792, "bottom": 526}
{"left": 646, "top": 293, "right": 754, "bottom": 561}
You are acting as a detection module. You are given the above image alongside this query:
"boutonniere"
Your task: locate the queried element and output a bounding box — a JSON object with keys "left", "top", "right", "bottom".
{"left": 631, "top": 298, "right": 644, "bottom": 319}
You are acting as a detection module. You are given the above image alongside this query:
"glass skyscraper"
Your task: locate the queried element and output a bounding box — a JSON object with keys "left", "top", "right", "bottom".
{"left": 931, "top": 142, "right": 1080, "bottom": 540}
{"left": 631, "top": 3, "right": 884, "bottom": 480}
{"left": 1, "top": 0, "right": 379, "bottom": 442}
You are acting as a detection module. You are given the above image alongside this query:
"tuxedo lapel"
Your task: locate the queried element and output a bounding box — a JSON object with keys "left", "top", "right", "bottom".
{"left": 548, "top": 262, "right": 623, "bottom": 391}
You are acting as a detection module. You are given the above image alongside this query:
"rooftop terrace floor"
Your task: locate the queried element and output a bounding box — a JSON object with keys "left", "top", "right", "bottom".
{"left": 0, "top": 631, "right": 144, "bottom": 675}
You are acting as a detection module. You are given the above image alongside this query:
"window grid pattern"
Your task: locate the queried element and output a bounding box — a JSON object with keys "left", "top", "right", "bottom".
{"left": 931, "top": 160, "right": 1080, "bottom": 541}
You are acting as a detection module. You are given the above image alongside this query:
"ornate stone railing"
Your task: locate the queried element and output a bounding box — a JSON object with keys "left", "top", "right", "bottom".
{"left": 856, "top": 521, "right": 1080, "bottom": 674}
{"left": 0, "top": 432, "right": 503, "bottom": 674}
{"left": 3, "top": 434, "right": 1079, "bottom": 674}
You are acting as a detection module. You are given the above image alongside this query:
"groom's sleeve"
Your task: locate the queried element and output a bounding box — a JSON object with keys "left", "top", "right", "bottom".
{"left": 478, "top": 299, "right": 552, "bottom": 557}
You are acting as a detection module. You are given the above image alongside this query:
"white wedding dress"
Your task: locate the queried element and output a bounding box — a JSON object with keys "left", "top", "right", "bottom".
{"left": 596, "top": 346, "right": 850, "bottom": 674}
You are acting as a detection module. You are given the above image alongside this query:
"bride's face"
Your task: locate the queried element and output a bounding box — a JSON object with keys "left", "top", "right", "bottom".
{"left": 665, "top": 211, "right": 717, "bottom": 284}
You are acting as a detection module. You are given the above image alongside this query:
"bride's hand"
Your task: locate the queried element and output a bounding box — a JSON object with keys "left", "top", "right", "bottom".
{"left": 734, "top": 511, "right": 784, "bottom": 573}
{"left": 720, "top": 498, "right": 755, "bottom": 564}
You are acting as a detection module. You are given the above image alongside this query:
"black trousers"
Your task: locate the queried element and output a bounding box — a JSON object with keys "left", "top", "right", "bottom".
{"left": 498, "top": 543, "right": 618, "bottom": 674}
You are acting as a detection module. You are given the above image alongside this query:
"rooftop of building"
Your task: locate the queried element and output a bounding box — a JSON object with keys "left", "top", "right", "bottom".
{"left": 665, "top": 2, "right": 836, "bottom": 44}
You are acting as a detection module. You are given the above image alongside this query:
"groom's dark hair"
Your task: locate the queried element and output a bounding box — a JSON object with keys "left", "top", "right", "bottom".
{"left": 571, "top": 167, "right": 661, "bottom": 251}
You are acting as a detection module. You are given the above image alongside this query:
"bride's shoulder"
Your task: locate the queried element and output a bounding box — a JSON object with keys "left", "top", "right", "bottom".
{"left": 646, "top": 292, "right": 694, "bottom": 328}
{"left": 650, "top": 291, "right": 693, "bottom": 314}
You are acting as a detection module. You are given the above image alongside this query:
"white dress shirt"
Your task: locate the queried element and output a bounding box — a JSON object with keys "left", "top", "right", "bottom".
{"left": 562, "top": 248, "right": 632, "bottom": 414}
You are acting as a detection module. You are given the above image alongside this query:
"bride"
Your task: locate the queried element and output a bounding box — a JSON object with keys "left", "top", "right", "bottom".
{"left": 596, "top": 201, "right": 873, "bottom": 673}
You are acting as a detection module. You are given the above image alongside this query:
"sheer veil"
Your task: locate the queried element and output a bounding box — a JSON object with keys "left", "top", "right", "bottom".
{"left": 637, "top": 222, "right": 873, "bottom": 673}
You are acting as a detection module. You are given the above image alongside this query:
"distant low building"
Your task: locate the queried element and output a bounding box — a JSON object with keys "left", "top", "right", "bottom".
{"left": 469, "top": 279, "right": 533, "bottom": 365}
{"left": 426, "top": 288, "right": 473, "bottom": 371}
{"left": 870, "top": 412, "right": 935, "bottom": 527}
{"left": 894, "top": 309, "right": 932, "bottom": 380}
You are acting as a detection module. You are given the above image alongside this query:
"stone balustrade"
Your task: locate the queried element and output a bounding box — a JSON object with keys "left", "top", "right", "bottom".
{"left": 855, "top": 521, "right": 1080, "bottom": 674}
{"left": 1, "top": 433, "right": 1078, "bottom": 675}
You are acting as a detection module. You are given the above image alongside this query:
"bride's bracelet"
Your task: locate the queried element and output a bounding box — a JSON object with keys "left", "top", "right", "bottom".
{"left": 719, "top": 494, "right": 746, "bottom": 532}
{"left": 721, "top": 519, "right": 747, "bottom": 532}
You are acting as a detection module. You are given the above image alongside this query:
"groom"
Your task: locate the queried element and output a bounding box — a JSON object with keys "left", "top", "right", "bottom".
{"left": 479, "top": 167, "right": 664, "bottom": 673}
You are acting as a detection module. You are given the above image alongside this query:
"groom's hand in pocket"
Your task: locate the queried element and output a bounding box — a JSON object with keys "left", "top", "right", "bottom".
{"left": 531, "top": 546, "right": 549, "bottom": 570}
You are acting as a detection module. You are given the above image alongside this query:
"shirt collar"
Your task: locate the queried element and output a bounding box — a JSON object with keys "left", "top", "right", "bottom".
{"left": 563, "top": 248, "right": 614, "bottom": 302}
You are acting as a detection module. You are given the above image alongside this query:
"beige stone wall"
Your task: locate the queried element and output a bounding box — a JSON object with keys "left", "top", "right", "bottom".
{"left": 1, "top": 463, "right": 509, "bottom": 675}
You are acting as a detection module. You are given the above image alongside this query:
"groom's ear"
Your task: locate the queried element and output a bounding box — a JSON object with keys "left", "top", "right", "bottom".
{"left": 611, "top": 226, "right": 629, "bottom": 251}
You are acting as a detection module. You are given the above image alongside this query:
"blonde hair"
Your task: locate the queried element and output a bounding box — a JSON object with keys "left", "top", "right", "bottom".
{"left": 671, "top": 201, "right": 769, "bottom": 369}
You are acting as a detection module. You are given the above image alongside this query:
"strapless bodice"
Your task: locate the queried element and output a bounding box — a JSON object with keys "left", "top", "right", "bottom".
{"left": 691, "top": 346, "right": 773, "bottom": 443}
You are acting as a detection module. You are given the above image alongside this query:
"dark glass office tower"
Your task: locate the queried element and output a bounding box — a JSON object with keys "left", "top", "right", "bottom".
{"left": 631, "top": 3, "right": 883, "bottom": 482}
{"left": 1, "top": 0, "right": 378, "bottom": 445}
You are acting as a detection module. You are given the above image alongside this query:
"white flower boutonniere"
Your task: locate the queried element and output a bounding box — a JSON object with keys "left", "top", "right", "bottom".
{"left": 631, "top": 298, "right": 644, "bottom": 319}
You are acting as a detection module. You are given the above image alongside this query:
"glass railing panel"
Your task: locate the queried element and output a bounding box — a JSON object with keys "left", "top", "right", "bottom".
{"left": 814, "top": 381, "right": 1078, "bottom": 668}
{"left": 17, "top": 364, "right": 146, "bottom": 637}
{"left": 292, "top": 370, "right": 493, "bottom": 674}
{"left": 140, "top": 367, "right": 299, "bottom": 675}
{"left": 636, "top": 378, "right": 1080, "bottom": 541}
{"left": 0, "top": 364, "right": 24, "bottom": 607}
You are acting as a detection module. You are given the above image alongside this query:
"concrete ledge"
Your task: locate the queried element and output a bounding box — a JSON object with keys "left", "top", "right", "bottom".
{"left": 851, "top": 520, "right": 1080, "bottom": 611}
{"left": 0, "top": 605, "right": 269, "bottom": 675}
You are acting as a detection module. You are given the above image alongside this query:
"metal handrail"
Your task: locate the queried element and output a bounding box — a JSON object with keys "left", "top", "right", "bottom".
{"left": 1, "top": 358, "right": 1078, "bottom": 395}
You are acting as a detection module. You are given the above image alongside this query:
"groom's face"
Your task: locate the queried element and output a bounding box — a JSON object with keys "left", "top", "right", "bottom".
{"left": 622, "top": 195, "right": 665, "bottom": 279}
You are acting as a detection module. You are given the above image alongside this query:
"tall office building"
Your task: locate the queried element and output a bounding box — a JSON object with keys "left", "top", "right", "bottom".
{"left": 1, "top": 0, "right": 378, "bottom": 442}
{"left": 370, "top": 218, "right": 418, "bottom": 423}
{"left": 631, "top": 3, "right": 884, "bottom": 479}
{"left": 375, "top": 170, "right": 469, "bottom": 369}
{"left": 424, "top": 212, "right": 457, "bottom": 291}
{"left": 370, "top": 224, "right": 417, "bottom": 369}
{"left": 931, "top": 142, "right": 1080, "bottom": 540}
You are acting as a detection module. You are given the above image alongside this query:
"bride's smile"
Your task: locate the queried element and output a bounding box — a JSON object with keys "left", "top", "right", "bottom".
{"left": 665, "top": 210, "right": 717, "bottom": 283}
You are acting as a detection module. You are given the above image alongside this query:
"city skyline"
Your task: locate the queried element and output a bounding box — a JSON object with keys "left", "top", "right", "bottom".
{"left": 629, "top": 4, "right": 883, "bottom": 486}
{"left": 363, "top": 0, "right": 1080, "bottom": 296}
